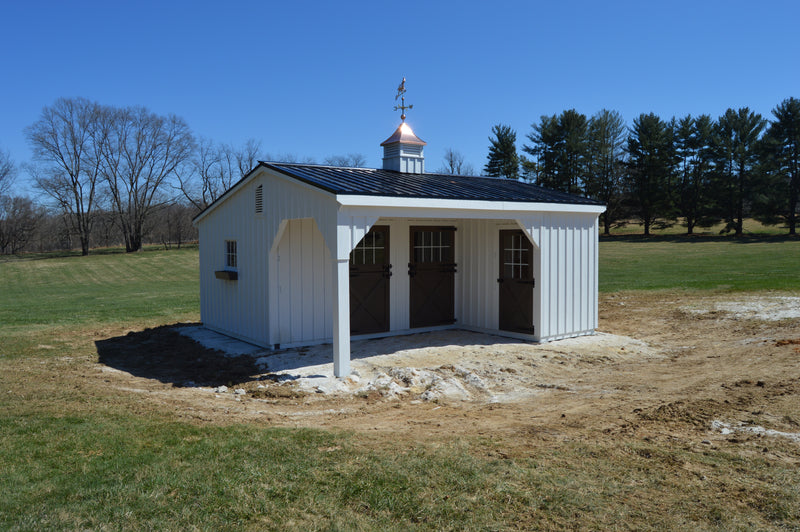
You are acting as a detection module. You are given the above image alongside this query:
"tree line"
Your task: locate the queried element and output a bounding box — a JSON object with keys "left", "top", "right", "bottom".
{"left": 3, "top": 96, "right": 798, "bottom": 255}
{"left": 484, "top": 98, "right": 800, "bottom": 236}
{"left": 0, "top": 97, "right": 368, "bottom": 255}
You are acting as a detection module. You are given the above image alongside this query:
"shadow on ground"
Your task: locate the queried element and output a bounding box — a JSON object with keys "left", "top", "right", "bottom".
{"left": 257, "top": 329, "right": 524, "bottom": 374}
{"left": 96, "top": 323, "right": 263, "bottom": 387}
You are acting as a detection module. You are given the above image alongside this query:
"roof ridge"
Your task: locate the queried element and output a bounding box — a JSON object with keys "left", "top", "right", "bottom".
{"left": 262, "top": 161, "right": 377, "bottom": 171}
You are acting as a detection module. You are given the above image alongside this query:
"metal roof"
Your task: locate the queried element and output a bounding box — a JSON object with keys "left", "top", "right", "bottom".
{"left": 262, "top": 162, "right": 604, "bottom": 205}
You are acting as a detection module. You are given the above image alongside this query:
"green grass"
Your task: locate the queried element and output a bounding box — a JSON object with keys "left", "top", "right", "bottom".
{"left": 600, "top": 236, "right": 800, "bottom": 292}
{"left": 1, "top": 407, "right": 797, "bottom": 530}
{"left": 0, "top": 245, "right": 199, "bottom": 329}
{"left": 0, "top": 246, "right": 199, "bottom": 360}
{"left": 2, "top": 243, "right": 800, "bottom": 529}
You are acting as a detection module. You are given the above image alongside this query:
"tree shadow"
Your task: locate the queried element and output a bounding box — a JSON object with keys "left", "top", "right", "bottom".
{"left": 95, "top": 323, "right": 263, "bottom": 388}
{"left": 600, "top": 233, "right": 799, "bottom": 244}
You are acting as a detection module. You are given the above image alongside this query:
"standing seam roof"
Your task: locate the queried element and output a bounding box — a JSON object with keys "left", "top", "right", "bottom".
{"left": 263, "top": 162, "right": 603, "bottom": 205}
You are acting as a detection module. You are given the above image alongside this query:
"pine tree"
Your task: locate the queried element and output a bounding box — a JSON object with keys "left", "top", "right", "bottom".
{"left": 714, "top": 108, "right": 766, "bottom": 236}
{"left": 523, "top": 115, "right": 558, "bottom": 188}
{"left": 522, "top": 110, "right": 589, "bottom": 194}
{"left": 555, "top": 109, "right": 589, "bottom": 194}
{"left": 484, "top": 124, "right": 519, "bottom": 179}
{"left": 585, "top": 109, "right": 626, "bottom": 234}
{"left": 625, "top": 113, "right": 678, "bottom": 235}
{"left": 756, "top": 97, "right": 800, "bottom": 235}
{"left": 674, "top": 114, "right": 718, "bottom": 234}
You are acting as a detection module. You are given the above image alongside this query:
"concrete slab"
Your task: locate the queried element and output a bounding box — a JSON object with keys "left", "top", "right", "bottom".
{"left": 177, "top": 326, "right": 267, "bottom": 357}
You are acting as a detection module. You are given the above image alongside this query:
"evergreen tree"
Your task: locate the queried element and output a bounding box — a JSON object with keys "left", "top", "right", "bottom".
{"left": 674, "top": 114, "right": 718, "bottom": 233}
{"left": 625, "top": 113, "right": 677, "bottom": 235}
{"left": 585, "top": 109, "right": 626, "bottom": 234}
{"left": 755, "top": 97, "right": 800, "bottom": 235}
{"left": 522, "top": 110, "right": 589, "bottom": 194}
{"left": 523, "top": 115, "right": 558, "bottom": 188}
{"left": 714, "top": 108, "right": 766, "bottom": 236}
{"left": 484, "top": 124, "right": 519, "bottom": 179}
{"left": 555, "top": 109, "right": 590, "bottom": 194}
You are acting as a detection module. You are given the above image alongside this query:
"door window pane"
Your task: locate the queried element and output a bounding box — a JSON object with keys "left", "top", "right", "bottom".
{"left": 413, "top": 230, "right": 452, "bottom": 263}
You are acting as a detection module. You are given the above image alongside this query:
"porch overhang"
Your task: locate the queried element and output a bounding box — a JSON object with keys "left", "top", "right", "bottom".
{"left": 336, "top": 194, "right": 607, "bottom": 215}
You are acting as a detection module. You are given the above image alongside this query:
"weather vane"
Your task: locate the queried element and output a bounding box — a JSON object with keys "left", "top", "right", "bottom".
{"left": 393, "top": 77, "right": 413, "bottom": 122}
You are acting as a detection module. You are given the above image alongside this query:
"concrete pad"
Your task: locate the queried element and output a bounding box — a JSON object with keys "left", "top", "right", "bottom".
{"left": 177, "top": 326, "right": 267, "bottom": 357}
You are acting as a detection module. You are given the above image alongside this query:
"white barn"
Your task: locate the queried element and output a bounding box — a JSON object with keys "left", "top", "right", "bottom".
{"left": 193, "top": 122, "right": 605, "bottom": 377}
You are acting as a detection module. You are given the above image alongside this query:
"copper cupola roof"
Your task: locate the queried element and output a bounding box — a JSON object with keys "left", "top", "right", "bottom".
{"left": 380, "top": 122, "right": 427, "bottom": 147}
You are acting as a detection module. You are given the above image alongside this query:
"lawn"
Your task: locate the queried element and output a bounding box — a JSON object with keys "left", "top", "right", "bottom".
{"left": 1, "top": 240, "right": 799, "bottom": 530}
{"left": 600, "top": 235, "right": 800, "bottom": 292}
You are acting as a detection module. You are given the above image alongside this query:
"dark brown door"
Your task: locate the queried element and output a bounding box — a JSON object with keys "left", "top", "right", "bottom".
{"left": 409, "top": 226, "right": 456, "bottom": 328}
{"left": 350, "top": 226, "right": 391, "bottom": 335}
{"left": 498, "top": 229, "right": 535, "bottom": 334}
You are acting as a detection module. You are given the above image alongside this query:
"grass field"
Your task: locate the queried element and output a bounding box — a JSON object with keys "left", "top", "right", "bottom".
{"left": 1, "top": 238, "right": 799, "bottom": 530}
{"left": 600, "top": 235, "right": 800, "bottom": 292}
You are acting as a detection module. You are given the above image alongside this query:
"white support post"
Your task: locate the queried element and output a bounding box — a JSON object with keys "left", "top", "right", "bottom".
{"left": 332, "top": 258, "right": 351, "bottom": 377}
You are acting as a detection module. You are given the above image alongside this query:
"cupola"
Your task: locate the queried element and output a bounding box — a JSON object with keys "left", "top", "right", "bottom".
{"left": 381, "top": 122, "right": 426, "bottom": 173}
{"left": 381, "top": 77, "right": 426, "bottom": 173}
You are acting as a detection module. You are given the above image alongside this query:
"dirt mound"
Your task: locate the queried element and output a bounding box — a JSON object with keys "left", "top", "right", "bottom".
{"left": 637, "top": 399, "right": 720, "bottom": 427}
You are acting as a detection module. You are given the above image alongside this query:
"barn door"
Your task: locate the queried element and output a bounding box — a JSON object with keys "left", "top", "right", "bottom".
{"left": 349, "top": 226, "right": 391, "bottom": 335}
{"left": 409, "top": 226, "right": 456, "bottom": 328}
{"left": 498, "top": 229, "right": 535, "bottom": 334}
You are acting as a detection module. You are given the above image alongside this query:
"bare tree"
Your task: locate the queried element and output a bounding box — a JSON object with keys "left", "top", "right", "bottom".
{"left": 0, "top": 196, "right": 42, "bottom": 254}
{"left": 101, "top": 106, "right": 195, "bottom": 252}
{"left": 323, "top": 153, "right": 367, "bottom": 167}
{"left": 230, "top": 138, "right": 263, "bottom": 177}
{"left": 436, "top": 148, "right": 475, "bottom": 175}
{"left": 151, "top": 203, "right": 197, "bottom": 249}
{"left": 177, "top": 138, "right": 264, "bottom": 211}
{"left": 0, "top": 147, "right": 14, "bottom": 197}
{"left": 25, "top": 98, "right": 106, "bottom": 255}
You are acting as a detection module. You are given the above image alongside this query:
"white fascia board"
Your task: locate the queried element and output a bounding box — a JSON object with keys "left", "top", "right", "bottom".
{"left": 336, "top": 194, "right": 606, "bottom": 215}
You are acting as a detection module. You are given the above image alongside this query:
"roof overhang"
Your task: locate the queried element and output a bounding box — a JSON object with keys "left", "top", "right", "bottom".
{"left": 335, "top": 194, "right": 606, "bottom": 215}
{"left": 193, "top": 162, "right": 607, "bottom": 227}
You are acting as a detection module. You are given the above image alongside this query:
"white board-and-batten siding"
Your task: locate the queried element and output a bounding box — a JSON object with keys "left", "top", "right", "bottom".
{"left": 518, "top": 212, "right": 599, "bottom": 341}
{"left": 196, "top": 165, "right": 602, "bottom": 352}
{"left": 198, "top": 170, "right": 339, "bottom": 347}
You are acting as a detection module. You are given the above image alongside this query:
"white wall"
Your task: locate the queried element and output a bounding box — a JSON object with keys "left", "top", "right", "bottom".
{"left": 197, "top": 168, "right": 601, "bottom": 348}
{"left": 518, "top": 212, "right": 599, "bottom": 341}
{"left": 272, "top": 218, "right": 333, "bottom": 346}
{"left": 197, "top": 167, "right": 338, "bottom": 346}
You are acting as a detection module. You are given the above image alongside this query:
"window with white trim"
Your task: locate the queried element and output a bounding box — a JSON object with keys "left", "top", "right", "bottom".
{"left": 225, "top": 240, "right": 237, "bottom": 269}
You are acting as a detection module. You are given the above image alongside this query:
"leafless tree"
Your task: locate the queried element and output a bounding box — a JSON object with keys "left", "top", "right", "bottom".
{"left": 436, "top": 148, "right": 475, "bottom": 175}
{"left": 0, "top": 147, "right": 14, "bottom": 198}
{"left": 324, "top": 153, "right": 366, "bottom": 167}
{"left": 101, "top": 106, "right": 195, "bottom": 252}
{"left": 229, "top": 138, "right": 263, "bottom": 178}
{"left": 25, "top": 98, "right": 106, "bottom": 255}
{"left": 151, "top": 203, "right": 197, "bottom": 249}
{"left": 0, "top": 196, "right": 42, "bottom": 254}
{"left": 177, "top": 138, "right": 264, "bottom": 211}
{"left": 265, "top": 152, "right": 317, "bottom": 164}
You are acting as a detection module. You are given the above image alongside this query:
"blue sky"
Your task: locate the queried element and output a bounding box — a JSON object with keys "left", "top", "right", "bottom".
{"left": 2, "top": 0, "right": 798, "bottom": 194}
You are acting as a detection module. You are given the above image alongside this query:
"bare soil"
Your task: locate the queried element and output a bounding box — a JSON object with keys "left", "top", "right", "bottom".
{"left": 88, "top": 291, "right": 800, "bottom": 460}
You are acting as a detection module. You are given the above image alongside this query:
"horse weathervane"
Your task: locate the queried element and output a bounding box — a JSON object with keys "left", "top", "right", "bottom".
{"left": 393, "top": 77, "right": 413, "bottom": 122}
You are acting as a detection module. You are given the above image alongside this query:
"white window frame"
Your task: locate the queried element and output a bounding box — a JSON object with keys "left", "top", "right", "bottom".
{"left": 225, "top": 240, "right": 237, "bottom": 270}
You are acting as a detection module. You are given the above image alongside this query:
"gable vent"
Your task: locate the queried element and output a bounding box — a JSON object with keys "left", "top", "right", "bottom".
{"left": 255, "top": 184, "right": 263, "bottom": 214}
